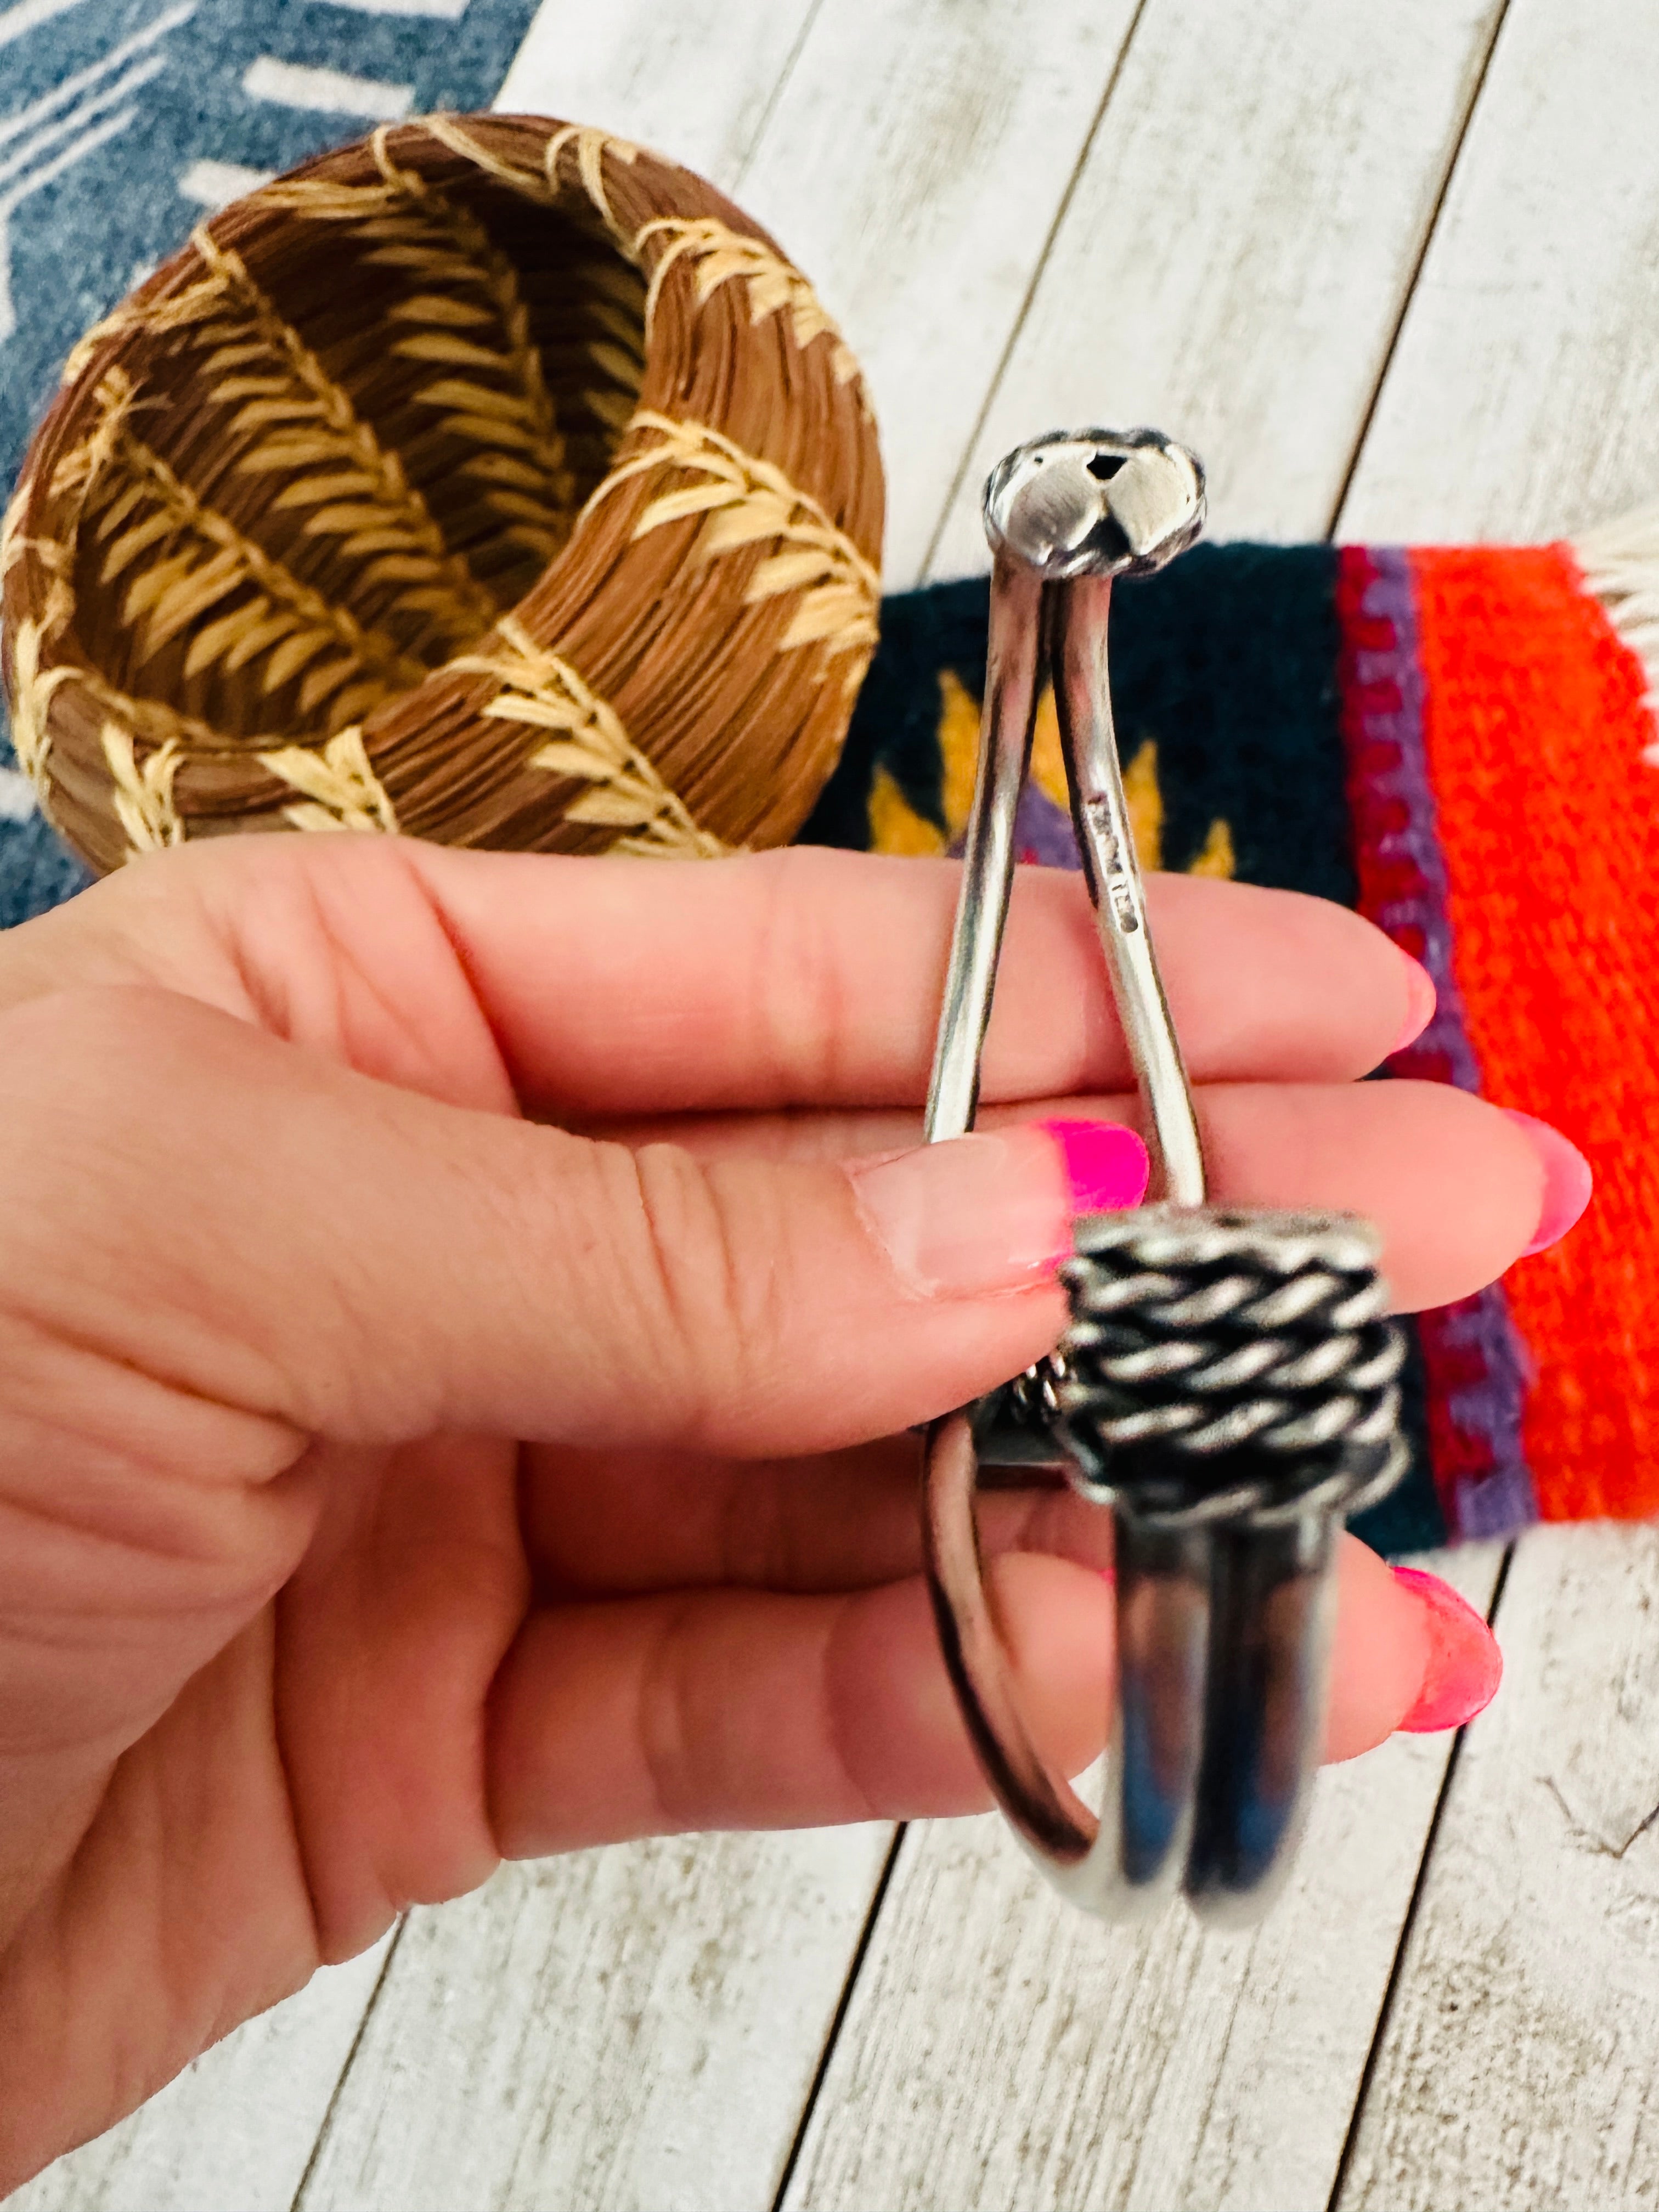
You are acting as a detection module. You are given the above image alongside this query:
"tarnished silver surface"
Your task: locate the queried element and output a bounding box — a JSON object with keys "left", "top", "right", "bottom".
{"left": 919, "top": 427, "right": 1407, "bottom": 1926}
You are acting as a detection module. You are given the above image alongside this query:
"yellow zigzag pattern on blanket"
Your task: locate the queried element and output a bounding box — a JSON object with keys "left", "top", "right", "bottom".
{"left": 867, "top": 667, "right": 1237, "bottom": 877}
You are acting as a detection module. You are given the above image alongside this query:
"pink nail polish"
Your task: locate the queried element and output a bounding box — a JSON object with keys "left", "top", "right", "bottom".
{"left": 1391, "top": 947, "right": 1437, "bottom": 1054}
{"left": 1036, "top": 1118, "right": 1150, "bottom": 1218}
{"left": 847, "top": 1121, "right": 1146, "bottom": 1301}
{"left": 849, "top": 1122, "right": 1136, "bottom": 1297}
{"left": 1392, "top": 1565, "right": 1503, "bottom": 1733}
{"left": 1502, "top": 1109, "right": 1593, "bottom": 1256}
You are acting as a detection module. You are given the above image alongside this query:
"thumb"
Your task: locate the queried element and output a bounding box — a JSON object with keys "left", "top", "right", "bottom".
{"left": 1, "top": 988, "right": 1147, "bottom": 1458}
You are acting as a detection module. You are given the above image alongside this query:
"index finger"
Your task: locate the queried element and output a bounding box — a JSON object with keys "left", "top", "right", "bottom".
{"left": 0, "top": 838, "right": 1422, "bottom": 1115}
{"left": 405, "top": 842, "right": 1418, "bottom": 1113}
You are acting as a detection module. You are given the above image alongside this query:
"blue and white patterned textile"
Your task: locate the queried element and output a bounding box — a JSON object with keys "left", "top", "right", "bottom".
{"left": 0, "top": 0, "right": 538, "bottom": 923}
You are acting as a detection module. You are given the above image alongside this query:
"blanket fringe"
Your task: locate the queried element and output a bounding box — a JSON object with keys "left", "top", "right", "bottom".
{"left": 1573, "top": 500, "right": 1659, "bottom": 764}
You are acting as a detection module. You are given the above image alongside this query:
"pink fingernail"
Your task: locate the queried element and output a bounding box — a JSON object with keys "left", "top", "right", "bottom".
{"left": 1391, "top": 947, "right": 1437, "bottom": 1053}
{"left": 1036, "top": 1118, "right": 1152, "bottom": 1220}
{"left": 848, "top": 1120, "right": 1147, "bottom": 1298}
{"left": 1501, "top": 1109, "right": 1593, "bottom": 1255}
{"left": 1392, "top": 1565, "right": 1503, "bottom": 1733}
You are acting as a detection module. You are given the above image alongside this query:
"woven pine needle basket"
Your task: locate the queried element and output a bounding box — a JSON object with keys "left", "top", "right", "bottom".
{"left": 0, "top": 115, "right": 884, "bottom": 872}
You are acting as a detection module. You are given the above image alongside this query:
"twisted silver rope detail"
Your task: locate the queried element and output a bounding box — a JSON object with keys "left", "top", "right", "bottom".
{"left": 1051, "top": 1204, "right": 1409, "bottom": 1529}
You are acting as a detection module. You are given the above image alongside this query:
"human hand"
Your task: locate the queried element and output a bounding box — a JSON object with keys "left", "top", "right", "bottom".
{"left": 0, "top": 838, "right": 1565, "bottom": 2183}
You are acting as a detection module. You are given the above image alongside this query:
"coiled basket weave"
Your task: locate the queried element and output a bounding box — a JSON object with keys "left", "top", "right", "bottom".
{"left": 0, "top": 115, "right": 884, "bottom": 872}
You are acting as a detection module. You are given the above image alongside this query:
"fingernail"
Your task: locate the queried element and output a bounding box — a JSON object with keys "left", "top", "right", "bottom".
{"left": 1039, "top": 1117, "right": 1154, "bottom": 1217}
{"left": 1502, "top": 1109, "right": 1593, "bottom": 1255}
{"left": 1392, "top": 947, "right": 1437, "bottom": 1053}
{"left": 1392, "top": 1565, "right": 1503, "bottom": 1733}
{"left": 848, "top": 1119, "right": 1148, "bottom": 1297}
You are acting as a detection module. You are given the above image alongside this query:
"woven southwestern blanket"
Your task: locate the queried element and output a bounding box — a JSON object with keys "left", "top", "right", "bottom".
{"left": 800, "top": 535, "right": 1659, "bottom": 1556}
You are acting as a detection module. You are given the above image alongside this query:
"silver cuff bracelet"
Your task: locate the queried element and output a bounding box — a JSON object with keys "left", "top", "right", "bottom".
{"left": 921, "top": 429, "right": 1408, "bottom": 1927}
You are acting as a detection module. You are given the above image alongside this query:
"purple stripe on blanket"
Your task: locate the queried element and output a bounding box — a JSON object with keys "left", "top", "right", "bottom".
{"left": 1344, "top": 548, "right": 1536, "bottom": 1539}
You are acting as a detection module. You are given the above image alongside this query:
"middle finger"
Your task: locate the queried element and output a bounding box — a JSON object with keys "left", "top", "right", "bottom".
{"left": 586, "top": 1075, "right": 1546, "bottom": 1314}
{"left": 521, "top": 1434, "right": 1109, "bottom": 1599}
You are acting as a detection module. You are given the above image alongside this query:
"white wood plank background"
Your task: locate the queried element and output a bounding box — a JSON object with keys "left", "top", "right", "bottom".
{"left": 495, "top": 0, "right": 821, "bottom": 193}
{"left": 1338, "top": 0, "right": 1659, "bottom": 545}
{"left": 734, "top": 0, "right": 1141, "bottom": 588}
{"left": 1337, "top": 1528, "right": 1659, "bottom": 2211}
{"left": 7, "top": 1939, "right": 393, "bottom": 2212}
{"left": 14, "top": 0, "right": 1659, "bottom": 2203}
{"left": 295, "top": 1827, "right": 892, "bottom": 2212}
{"left": 926, "top": 0, "right": 1507, "bottom": 574}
